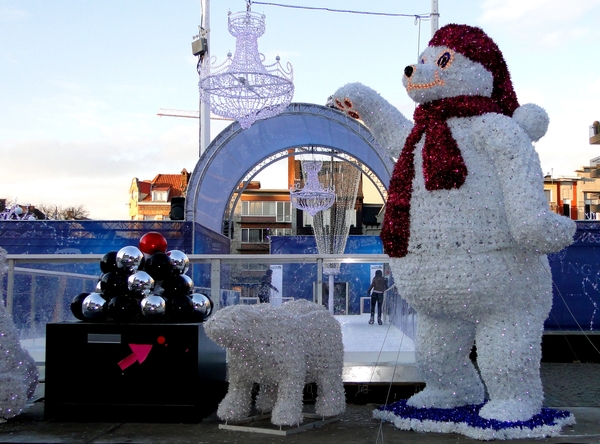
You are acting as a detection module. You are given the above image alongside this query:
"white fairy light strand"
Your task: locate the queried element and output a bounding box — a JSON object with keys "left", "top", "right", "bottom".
{"left": 312, "top": 160, "right": 360, "bottom": 271}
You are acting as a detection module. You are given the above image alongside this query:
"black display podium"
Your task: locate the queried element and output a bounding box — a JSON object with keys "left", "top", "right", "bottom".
{"left": 45, "top": 322, "right": 227, "bottom": 423}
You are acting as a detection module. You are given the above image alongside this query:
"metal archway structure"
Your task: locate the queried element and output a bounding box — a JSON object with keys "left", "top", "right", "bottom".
{"left": 186, "top": 103, "right": 394, "bottom": 234}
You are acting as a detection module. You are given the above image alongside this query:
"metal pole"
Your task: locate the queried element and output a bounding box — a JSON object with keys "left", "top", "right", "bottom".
{"left": 200, "top": 0, "right": 211, "bottom": 156}
{"left": 316, "top": 258, "right": 323, "bottom": 306}
{"left": 6, "top": 259, "right": 14, "bottom": 315}
{"left": 211, "top": 258, "right": 221, "bottom": 310}
{"left": 328, "top": 273, "right": 334, "bottom": 314}
{"left": 431, "top": 0, "right": 439, "bottom": 37}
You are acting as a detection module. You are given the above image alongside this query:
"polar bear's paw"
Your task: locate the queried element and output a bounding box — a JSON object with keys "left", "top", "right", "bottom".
{"left": 271, "top": 401, "right": 304, "bottom": 426}
{"left": 332, "top": 96, "right": 361, "bottom": 120}
{"left": 515, "top": 213, "right": 576, "bottom": 254}
{"left": 407, "top": 386, "right": 485, "bottom": 409}
{"left": 479, "top": 399, "right": 540, "bottom": 422}
{"left": 315, "top": 394, "right": 346, "bottom": 417}
{"left": 216, "top": 394, "right": 252, "bottom": 422}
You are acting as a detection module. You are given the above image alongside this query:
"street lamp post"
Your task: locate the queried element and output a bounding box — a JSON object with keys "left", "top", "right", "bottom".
{"left": 200, "top": 0, "right": 211, "bottom": 156}
{"left": 431, "top": 0, "right": 439, "bottom": 37}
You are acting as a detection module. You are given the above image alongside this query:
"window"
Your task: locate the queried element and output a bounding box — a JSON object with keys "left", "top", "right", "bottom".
{"left": 562, "top": 199, "right": 571, "bottom": 218}
{"left": 241, "top": 228, "right": 269, "bottom": 243}
{"left": 263, "top": 201, "right": 276, "bottom": 216}
{"left": 242, "top": 201, "right": 262, "bottom": 215}
{"left": 242, "top": 201, "right": 281, "bottom": 216}
{"left": 272, "top": 228, "right": 291, "bottom": 236}
{"left": 276, "top": 201, "right": 291, "bottom": 222}
{"left": 304, "top": 211, "right": 313, "bottom": 226}
{"left": 152, "top": 191, "right": 168, "bottom": 202}
{"left": 346, "top": 208, "right": 357, "bottom": 226}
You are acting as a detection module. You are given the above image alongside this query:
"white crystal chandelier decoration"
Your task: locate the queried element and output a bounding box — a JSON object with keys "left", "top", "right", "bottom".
{"left": 198, "top": 4, "right": 294, "bottom": 129}
{"left": 290, "top": 160, "right": 335, "bottom": 217}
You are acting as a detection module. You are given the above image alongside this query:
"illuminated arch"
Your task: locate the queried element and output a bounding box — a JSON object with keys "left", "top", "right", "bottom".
{"left": 186, "top": 103, "right": 394, "bottom": 233}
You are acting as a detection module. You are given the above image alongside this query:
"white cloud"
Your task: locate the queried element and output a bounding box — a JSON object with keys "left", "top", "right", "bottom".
{"left": 0, "top": 118, "right": 201, "bottom": 219}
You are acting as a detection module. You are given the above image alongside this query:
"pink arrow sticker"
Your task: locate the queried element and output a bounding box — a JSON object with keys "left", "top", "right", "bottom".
{"left": 118, "top": 344, "right": 153, "bottom": 370}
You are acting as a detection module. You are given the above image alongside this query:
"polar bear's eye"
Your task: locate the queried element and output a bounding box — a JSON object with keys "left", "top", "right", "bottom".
{"left": 419, "top": 57, "right": 426, "bottom": 64}
{"left": 437, "top": 51, "right": 453, "bottom": 69}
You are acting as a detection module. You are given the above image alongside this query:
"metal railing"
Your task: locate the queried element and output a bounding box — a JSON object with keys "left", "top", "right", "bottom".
{"left": 3, "top": 252, "right": 390, "bottom": 312}
{"left": 1, "top": 253, "right": 397, "bottom": 365}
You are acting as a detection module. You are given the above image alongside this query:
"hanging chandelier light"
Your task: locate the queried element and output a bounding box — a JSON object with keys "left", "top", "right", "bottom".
{"left": 290, "top": 160, "right": 335, "bottom": 217}
{"left": 198, "top": 4, "right": 294, "bottom": 130}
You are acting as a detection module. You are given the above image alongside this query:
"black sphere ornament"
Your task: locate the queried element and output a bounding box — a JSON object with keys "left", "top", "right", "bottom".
{"left": 144, "top": 252, "right": 174, "bottom": 281}
{"left": 107, "top": 295, "right": 139, "bottom": 322}
{"left": 100, "top": 271, "right": 128, "bottom": 298}
{"left": 100, "top": 251, "right": 119, "bottom": 273}
{"left": 166, "top": 294, "right": 194, "bottom": 322}
{"left": 161, "top": 275, "right": 193, "bottom": 298}
{"left": 70, "top": 292, "right": 90, "bottom": 321}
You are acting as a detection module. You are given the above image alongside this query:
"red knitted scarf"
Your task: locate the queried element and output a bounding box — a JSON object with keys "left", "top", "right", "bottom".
{"left": 380, "top": 95, "right": 502, "bottom": 258}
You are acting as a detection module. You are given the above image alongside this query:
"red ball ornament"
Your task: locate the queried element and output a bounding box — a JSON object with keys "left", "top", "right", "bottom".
{"left": 139, "top": 232, "right": 168, "bottom": 255}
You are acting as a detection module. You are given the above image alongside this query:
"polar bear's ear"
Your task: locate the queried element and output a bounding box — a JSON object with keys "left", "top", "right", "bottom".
{"left": 512, "top": 103, "right": 549, "bottom": 142}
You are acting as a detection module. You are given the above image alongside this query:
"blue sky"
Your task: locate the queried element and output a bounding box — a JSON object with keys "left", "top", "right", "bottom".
{"left": 1, "top": 0, "right": 600, "bottom": 219}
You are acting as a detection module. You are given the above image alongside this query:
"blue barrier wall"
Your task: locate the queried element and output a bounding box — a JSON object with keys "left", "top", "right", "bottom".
{"left": 547, "top": 222, "right": 600, "bottom": 331}
{"left": 0, "top": 221, "right": 229, "bottom": 331}
{"left": 0, "top": 220, "right": 216, "bottom": 255}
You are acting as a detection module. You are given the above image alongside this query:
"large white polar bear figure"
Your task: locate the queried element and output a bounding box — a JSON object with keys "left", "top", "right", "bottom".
{"left": 331, "top": 24, "right": 575, "bottom": 422}
{"left": 204, "top": 299, "right": 345, "bottom": 426}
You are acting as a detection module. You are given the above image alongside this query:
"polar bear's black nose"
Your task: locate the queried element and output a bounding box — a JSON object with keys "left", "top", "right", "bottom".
{"left": 404, "top": 66, "right": 414, "bottom": 77}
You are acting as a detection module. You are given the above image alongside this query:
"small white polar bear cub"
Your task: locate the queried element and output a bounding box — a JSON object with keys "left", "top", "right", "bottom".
{"left": 204, "top": 299, "right": 345, "bottom": 426}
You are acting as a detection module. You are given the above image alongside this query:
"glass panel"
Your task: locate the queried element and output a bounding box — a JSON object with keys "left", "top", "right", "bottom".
{"left": 263, "top": 201, "right": 276, "bottom": 216}
{"left": 277, "top": 201, "right": 291, "bottom": 222}
{"left": 303, "top": 211, "right": 313, "bottom": 226}
{"left": 285, "top": 202, "right": 291, "bottom": 222}
{"left": 248, "top": 229, "right": 262, "bottom": 243}
{"left": 248, "top": 201, "right": 262, "bottom": 215}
